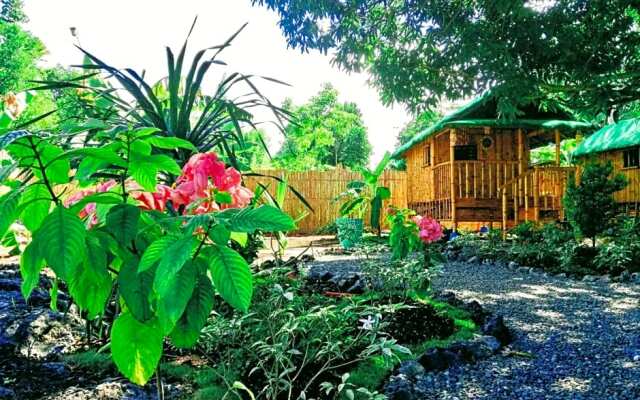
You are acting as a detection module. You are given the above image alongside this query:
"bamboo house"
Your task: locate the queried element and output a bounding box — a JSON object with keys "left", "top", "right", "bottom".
{"left": 573, "top": 118, "right": 640, "bottom": 213}
{"left": 393, "top": 93, "right": 594, "bottom": 230}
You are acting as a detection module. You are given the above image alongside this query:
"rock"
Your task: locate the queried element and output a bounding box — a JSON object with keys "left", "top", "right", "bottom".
{"left": 319, "top": 271, "right": 333, "bottom": 281}
{"left": 582, "top": 275, "right": 597, "bottom": 282}
{"left": 600, "top": 274, "right": 611, "bottom": 283}
{"left": 346, "top": 279, "right": 366, "bottom": 294}
{"left": 384, "top": 375, "right": 415, "bottom": 400}
{"left": 516, "top": 267, "right": 530, "bottom": 274}
{"left": 42, "top": 362, "right": 69, "bottom": 378}
{"left": 467, "top": 256, "right": 479, "bottom": 264}
{"left": 508, "top": 261, "right": 519, "bottom": 270}
{"left": 478, "top": 335, "right": 502, "bottom": 353}
{"left": 556, "top": 273, "right": 567, "bottom": 278}
{"left": 417, "top": 348, "right": 461, "bottom": 372}
{"left": 396, "top": 360, "right": 425, "bottom": 380}
{"left": 433, "top": 291, "right": 464, "bottom": 307}
{"left": 631, "top": 272, "right": 640, "bottom": 284}
{"left": 0, "top": 386, "right": 15, "bottom": 400}
{"left": 481, "top": 315, "right": 512, "bottom": 346}
{"left": 462, "top": 300, "right": 488, "bottom": 325}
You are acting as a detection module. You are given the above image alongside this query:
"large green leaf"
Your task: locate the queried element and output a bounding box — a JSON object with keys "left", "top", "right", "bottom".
{"left": 20, "top": 240, "right": 45, "bottom": 300}
{"left": 144, "top": 136, "right": 197, "bottom": 151}
{"left": 207, "top": 244, "right": 253, "bottom": 312}
{"left": 68, "top": 236, "right": 112, "bottom": 319}
{"left": 111, "top": 313, "right": 163, "bottom": 385}
{"left": 35, "top": 207, "right": 86, "bottom": 279}
{"left": 0, "top": 189, "right": 21, "bottom": 239}
{"left": 118, "top": 258, "right": 154, "bottom": 322}
{"left": 156, "top": 260, "right": 196, "bottom": 334}
{"left": 39, "top": 142, "right": 70, "bottom": 184}
{"left": 106, "top": 204, "right": 140, "bottom": 246}
{"left": 138, "top": 235, "right": 177, "bottom": 272}
{"left": 169, "top": 272, "right": 214, "bottom": 348}
{"left": 222, "top": 205, "right": 295, "bottom": 233}
{"left": 20, "top": 184, "right": 52, "bottom": 232}
{"left": 153, "top": 235, "right": 196, "bottom": 296}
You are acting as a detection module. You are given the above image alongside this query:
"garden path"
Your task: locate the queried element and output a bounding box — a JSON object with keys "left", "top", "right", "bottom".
{"left": 424, "top": 261, "right": 640, "bottom": 400}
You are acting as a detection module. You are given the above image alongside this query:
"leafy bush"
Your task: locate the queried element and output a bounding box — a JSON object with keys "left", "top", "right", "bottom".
{"left": 0, "top": 128, "right": 296, "bottom": 386}
{"left": 565, "top": 161, "right": 627, "bottom": 246}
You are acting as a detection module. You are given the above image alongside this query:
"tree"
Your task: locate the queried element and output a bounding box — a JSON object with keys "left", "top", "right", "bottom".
{"left": 253, "top": 0, "right": 640, "bottom": 120}
{"left": 0, "top": 15, "right": 45, "bottom": 95}
{"left": 1, "top": 0, "right": 26, "bottom": 23}
{"left": 564, "top": 161, "right": 627, "bottom": 247}
{"left": 396, "top": 110, "right": 441, "bottom": 147}
{"left": 275, "top": 83, "right": 371, "bottom": 170}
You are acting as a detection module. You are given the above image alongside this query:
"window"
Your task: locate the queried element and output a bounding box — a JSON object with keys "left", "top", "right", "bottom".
{"left": 454, "top": 144, "right": 478, "bottom": 161}
{"left": 623, "top": 147, "right": 640, "bottom": 168}
{"left": 423, "top": 145, "right": 431, "bottom": 166}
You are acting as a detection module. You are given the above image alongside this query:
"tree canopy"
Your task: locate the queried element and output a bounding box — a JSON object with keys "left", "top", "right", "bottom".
{"left": 253, "top": 0, "right": 640, "bottom": 121}
{"left": 274, "top": 83, "right": 371, "bottom": 170}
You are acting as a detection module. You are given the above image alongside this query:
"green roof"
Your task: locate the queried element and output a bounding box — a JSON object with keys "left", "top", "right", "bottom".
{"left": 393, "top": 92, "right": 594, "bottom": 158}
{"left": 573, "top": 118, "right": 640, "bottom": 157}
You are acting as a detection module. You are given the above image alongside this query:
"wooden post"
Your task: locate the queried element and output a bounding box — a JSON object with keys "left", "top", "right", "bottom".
{"left": 450, "top": 129, "right": 457, "bottom": 230}
{"left": 555, "top": 129, "right": 561, "bottom": 166}
{"left": 533, "top": 168, "right": 540, "bottom": 222}
{"left": 524, "top": 174, "right": 529, "bottom": 222}
{"left": 502, "top": 189, "right": 507, "bottom": 237}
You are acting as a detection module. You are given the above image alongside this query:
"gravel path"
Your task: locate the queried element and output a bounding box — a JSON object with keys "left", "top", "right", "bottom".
{"left": 422, "top": 261, "right": 640, "bottom": 400}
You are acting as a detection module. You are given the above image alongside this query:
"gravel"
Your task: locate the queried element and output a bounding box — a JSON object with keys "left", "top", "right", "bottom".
{"left": 420, "top": 261, "right": 640, "bottom": 400}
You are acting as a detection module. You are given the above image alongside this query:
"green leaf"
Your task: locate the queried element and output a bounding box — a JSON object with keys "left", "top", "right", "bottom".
{"left": 106, "top": 204, "right": 140, "bottom": 246}
{"left": 214, "top": 191, "right": 233, "bottom": 205}
{"left": 19, "top": 184, "right": 52, "bottom": 232}
{"left": 68, "top": 236, "right": 112, "bottom": 319}
{"left": 50, "top": 279, "right": 58, "bottom": 311}
{"left": 207, "top": 244, "right": 253, "bottom": 312}
{"left": 144, "top": 136, "right": 197, "bottom": 151}
{"left": 169, "top": 272, "right": 214, "bottom": 348}
{"left": 118, "top": 258, "right": 155, "bottom": 322}
{"left": 153, "top": 235, "right": 196, "bottom": 296}
{"left": 0, "top": 189, "right": 22, "bottom": 239}
{"left": 229, "top": 232, "right": 248, "bottom": 247}
{"left": 20, "top": 240, "right": 45, "bottom": 300}
{"left": 156, "top": 260, "right": 196, "bottom": 334}
{"left": 376, "top": 186, "right": 391, "bottom": 200}
{"left": 40, "top": 142, "right": 70, "bottom": 184}
{"left": 208, "top": 224, "right": 230, "bottom": 245}
{"left": 35, "top": 207, "right": 87, "bottom": 279}
{"left": 138, "top": 235, "right": 176, "bottom": 272}
{"left": 61, "top": 147, "right": 127, "bottom": 167}
{"left": 222, "top": 205, "right": 295, "bottom": 233}
{"left": 131, "top": 127, "right": 161, "bottom": 138}
{"left": 111, "top": 313, "right": 163, "bottom": 386}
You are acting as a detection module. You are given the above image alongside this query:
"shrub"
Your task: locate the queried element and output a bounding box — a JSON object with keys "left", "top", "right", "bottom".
{"left": 564, "top": 162, "right": 627, "bottom": 247}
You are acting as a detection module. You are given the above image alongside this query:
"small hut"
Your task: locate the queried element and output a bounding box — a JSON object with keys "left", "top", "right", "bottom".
{"left": 393, "top": 92, "right": 593, "bottom": 230}
{"left": 573, "top": 118, "right": 640, "bottom": 212}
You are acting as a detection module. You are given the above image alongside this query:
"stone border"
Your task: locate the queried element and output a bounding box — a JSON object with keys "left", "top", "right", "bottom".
{"left": 384, "top": 291, "right": 513, "bottom": 399}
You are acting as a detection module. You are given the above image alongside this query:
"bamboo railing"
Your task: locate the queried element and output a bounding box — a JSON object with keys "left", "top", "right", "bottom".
{"left": 498, "top": 166, "right": 576, "bottom": 229}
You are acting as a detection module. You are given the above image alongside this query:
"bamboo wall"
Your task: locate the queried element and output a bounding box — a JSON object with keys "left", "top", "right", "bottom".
{"left": 244, "top": 168, "right": 408, "bottom": 234}
{"left": 592, "top": 150, "right": 640, "bottom": 204}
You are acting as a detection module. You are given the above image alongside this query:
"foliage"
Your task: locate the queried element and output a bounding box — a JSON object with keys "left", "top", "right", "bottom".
{"left": 274, "top": 83, "right": 371, "bottom": 170}
{"left": 386, "top": 207, "right": 420, "bottom": 260}
{"left": 336, "top": 152, "right": 391, "bottom": 234}
{"left": 530, "top": 138, "right": 578, "bottom": 166}
{"left": 32, "top": 21, "right": 291, "bottom": 169}
{"left": 198, "top": 274, "right": 409, "bottom": 399}
{"left": 253, "top": 0, "right": 640, "bottom": 120}
{"left": 564, "top": 161, "right": 627, "bottom": 246}
{"left": 0, "top": 126, "right": 296, "bottom": 386}
{"left": 396, "top": 109, "right": 441, "bottom": 147}
{"left": 0, "top": 0, "right": 25, "bottom": 23}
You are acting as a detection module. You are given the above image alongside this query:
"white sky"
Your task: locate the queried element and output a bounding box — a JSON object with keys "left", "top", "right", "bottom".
{"left": 22, "top": 0, "right": 412, "bottom": 165}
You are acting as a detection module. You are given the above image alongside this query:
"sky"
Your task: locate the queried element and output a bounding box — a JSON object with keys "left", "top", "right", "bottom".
{"left": 22, "top": 0, "right": 413, "bottom": 165}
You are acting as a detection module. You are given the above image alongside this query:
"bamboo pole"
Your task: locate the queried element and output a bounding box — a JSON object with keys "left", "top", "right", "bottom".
{"left": 450, "top": 129, "right": 457, "bottom": 230}
{"left": 555, "top": 129, "right": 561, "bottom": 166}
{"left": 533, "top": 168, "right": 540, "bottom": 222}
{"left": 502, "top": 189, "right": 507, "bottom": 237}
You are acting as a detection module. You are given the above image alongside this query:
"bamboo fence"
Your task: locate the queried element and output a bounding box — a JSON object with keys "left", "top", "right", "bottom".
{"left": 244, "top": 168, "right": 408, "bottom": 234}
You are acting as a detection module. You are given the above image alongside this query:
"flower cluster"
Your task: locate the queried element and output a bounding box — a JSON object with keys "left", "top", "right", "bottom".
{"left": 64, "top": 180, "right": 117, "bottom": 227}
{"left": 65, "top": 152, "right": 254, "bottom": 226}
{"left": 412, "top": 215, "right": 443, "bottom": 244}
{"left": 2, "top": 92, "right": 26, "bottom": 120}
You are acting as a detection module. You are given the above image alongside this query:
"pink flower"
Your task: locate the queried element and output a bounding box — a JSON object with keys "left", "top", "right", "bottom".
{"left": 135, "top": 184, "right": 173, "bottom": 212}
{"left": 413, "top": 215, "right": 443, "bottom": 244}
{"left": 64, "top": 179, "right": 117, "bottom": 227}
{"left": 178, "top": 153, "right": 226, "bottom": 197}
{"left": 226, "top": 185, "right": 254, "bottom": 209}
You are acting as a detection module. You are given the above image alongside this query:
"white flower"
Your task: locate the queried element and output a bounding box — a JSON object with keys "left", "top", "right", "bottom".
{"left": 359, "top": 315, "right": 376, "bottom": 331}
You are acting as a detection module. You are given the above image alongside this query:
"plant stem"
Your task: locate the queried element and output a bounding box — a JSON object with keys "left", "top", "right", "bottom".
{"left": 156, "top": 364, "right": 164, "bottom": 400}
{"left": 27, "top": 136, "right": 59, "bottom": 204}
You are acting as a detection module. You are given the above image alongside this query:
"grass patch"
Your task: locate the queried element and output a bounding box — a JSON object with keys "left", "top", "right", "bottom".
{"left": 64, "top": 351, "right": 113, "bottom": 374}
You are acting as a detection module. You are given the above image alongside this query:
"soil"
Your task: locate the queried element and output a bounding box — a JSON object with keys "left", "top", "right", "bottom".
{"left": 384, "top": 299, "right": 456, "bottom": 345}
